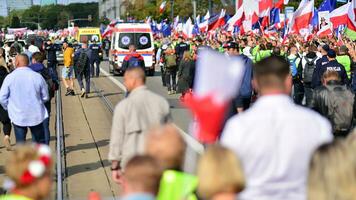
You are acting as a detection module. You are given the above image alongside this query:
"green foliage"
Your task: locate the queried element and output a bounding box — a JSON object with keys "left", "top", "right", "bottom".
{"left": 10, "top": 15, "right": 21, "bottom": 28}
{"left": 0, "top": 3, "right": 99, "bottom": 30}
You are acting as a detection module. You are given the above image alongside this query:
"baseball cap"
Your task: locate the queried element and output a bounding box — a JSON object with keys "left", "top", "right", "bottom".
{"left": 327, "top": 49, "right": 336, "bottom": 58}
{"left": 322, "top": 44, "right": 330, "bottom": 52}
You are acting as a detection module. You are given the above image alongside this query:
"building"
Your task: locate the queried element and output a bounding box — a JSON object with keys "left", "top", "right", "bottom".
{"left": 99, "top": 0, "right": 126, "bottom": 20}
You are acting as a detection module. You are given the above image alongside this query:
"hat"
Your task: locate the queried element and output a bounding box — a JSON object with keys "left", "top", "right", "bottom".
{"left": 339, "top": 45, "right": 348, "bottom": 53}
{"left": 322, "top": 44, "right": 330, "bottom": 52}
{"left": 327, "top": 49, "right": 336, "bottom": 58}
{"left": 223, "top": 42, "right": 238, "bottom": 50}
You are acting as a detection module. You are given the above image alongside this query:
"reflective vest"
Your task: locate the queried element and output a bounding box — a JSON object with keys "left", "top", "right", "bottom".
{"left": 0, "top": 194, "right": 32, "bottom": 200}
{"left": 336, "top": 55, "right": 351, "bottom": 78}
{"left": 157, "top": 170, "right": 198, "bottom": 200}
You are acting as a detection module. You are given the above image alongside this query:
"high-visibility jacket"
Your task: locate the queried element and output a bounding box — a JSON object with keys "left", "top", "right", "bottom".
{"left": 336, "top": 55, "right": 352, "bottom": 78}
{"left": 0, "top": 194, "right": 32, "bottom": 200}
{"left": 157, "top": 170, "right": 198, "bottom": 200}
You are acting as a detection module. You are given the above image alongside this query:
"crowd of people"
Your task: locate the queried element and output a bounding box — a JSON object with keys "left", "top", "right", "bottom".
{"left": 0, "top": 27, "right": 356, "bottom": 200}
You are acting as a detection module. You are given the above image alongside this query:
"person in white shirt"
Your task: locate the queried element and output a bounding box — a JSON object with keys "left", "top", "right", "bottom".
{"left": 221, "top": 55, "right": 333, "bottom": 200}
{"left": 28, "top": 40, "right": 40, "bottom": 54}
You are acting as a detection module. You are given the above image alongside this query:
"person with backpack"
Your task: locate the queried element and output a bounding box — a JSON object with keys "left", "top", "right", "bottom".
{"left": 29, "top": 52, "right": 58, "bottom": 145}
{"left": 74, "top": 42, "right": 92, "bottom": 98}
{"left": 164, "top": 47, "right": 177, "bottom": 95}
{"left": 121, "top": 44, "right": 145, "bottom": 74}
{"left": 89, "top": 40, "right": 101, "bottom": 78}
{"left": 288, "top": 45, "right": 303, "bottom": 105}
{"left": 301, "top": 46, "right": 318, "bottom": 107}
{"left": 311, "top": 70, "right": 355, "bottom": 137}
{"left": 12, "top": 37, "right": 22, "bottom": 54}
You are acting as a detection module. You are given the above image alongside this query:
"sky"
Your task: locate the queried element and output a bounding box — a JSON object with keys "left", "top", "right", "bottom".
{"left": 33, "top": 0, "right": 98, "bottom": 5}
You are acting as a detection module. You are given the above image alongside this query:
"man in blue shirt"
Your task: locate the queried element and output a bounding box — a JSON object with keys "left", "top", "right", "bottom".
{"left": 0, "top": 54, "right": 49, "bottom": 144}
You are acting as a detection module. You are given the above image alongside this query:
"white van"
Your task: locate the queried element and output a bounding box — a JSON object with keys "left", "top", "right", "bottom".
{"left": 109, "top": 23, "right": 155, "bottom": 76}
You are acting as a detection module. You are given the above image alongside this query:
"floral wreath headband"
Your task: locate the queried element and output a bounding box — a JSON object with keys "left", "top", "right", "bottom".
{"left": 19, "top": 144, "right": 52, "bottom": 185}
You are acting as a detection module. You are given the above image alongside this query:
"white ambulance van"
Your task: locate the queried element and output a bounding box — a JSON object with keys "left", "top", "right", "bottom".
{"left": 109, "top": 23, "right": 155, "bottom": 76}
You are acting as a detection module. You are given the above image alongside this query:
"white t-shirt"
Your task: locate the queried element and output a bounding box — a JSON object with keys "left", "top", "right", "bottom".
{"left": 221, "top": 95, "right": 333, "bottom": 200}
{"left": 29, "top": 45, "right": 40, "bottom": 53}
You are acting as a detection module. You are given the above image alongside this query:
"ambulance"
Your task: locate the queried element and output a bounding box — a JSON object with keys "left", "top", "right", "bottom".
{"left": 109, "top": 23, "right": 155, "bottom": 76}
{"left": 76, "top": 28, "right": 102, "bottom": 44}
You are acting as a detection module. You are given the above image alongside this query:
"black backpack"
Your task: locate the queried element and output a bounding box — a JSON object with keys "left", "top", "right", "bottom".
{"left": 75, "top": 50, "right": 89, "bottom": 74}
{"left": 303, "top": 57, "right": 317, "bottom": 83}
{"left": 40, "top": 67, "right": 58, "bottom": 98}
{"left": 326, "top": 85, "right": 355, "bottom": 133}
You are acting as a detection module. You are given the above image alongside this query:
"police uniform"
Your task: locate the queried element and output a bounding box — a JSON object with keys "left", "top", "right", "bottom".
{"left": 320, "top": 60, "right": 349, "bottom": 85}
{"left": 89, "top": 43, "right": 101, "bottom": 77}
{"left": 175, "top": 41, "right": 190, "bottom": 63}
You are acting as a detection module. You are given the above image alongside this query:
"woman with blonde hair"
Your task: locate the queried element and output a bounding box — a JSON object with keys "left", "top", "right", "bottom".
{"left": 308, "top": 139, "right": 356, "bottom": 200}
{"left": 197, "top": 145, "right": 245, "bottom": 200}
{"left": 177, "top": 50, "right": 195, "bottom": 98}
{"left": 0, "top": 144, "right": 53, "bottom": 200}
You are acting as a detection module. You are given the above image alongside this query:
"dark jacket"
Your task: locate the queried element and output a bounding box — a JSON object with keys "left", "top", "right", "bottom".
{"left": 177, "top": 60, "right": 195, "bottom": 93}
{"left": 319, "top": 60, "right": 349, "bottom": 85}
{"left": 0, "top": 66, "right": 9, "bottom": 121}
{"left": 311, "top": 80, "right": 355, "bottom": 133}
{"left": 238, "top": 54, "right": 253, "bottom": 98}
{"left": 44, "top": 43, "right": 57, "bottom": 62}
{"left": 175, "top": 42, "right": 189, "bottom": 61}
{"left": 312, "top": 55, "right": 329, "bottom": 88}
{"left": 74, "top": 48, "right": 92, "bottom": 73}
{"left": 121, "top": 53, "right": 145, "bottom": 71}
{"left": 89, "top": 43, "right": 101, "bottom": 60}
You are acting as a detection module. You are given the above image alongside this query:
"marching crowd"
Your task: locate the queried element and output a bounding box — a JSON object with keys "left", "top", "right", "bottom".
{"left": 0, "top": 29, "right": 356, "bottom": 200}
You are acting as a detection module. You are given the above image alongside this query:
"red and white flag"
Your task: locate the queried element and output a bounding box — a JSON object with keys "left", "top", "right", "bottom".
{"left": 182, "top": 18, "right": 194, "bottom": 39}
{"left": 330, "top": 2, "right": 350, "bottom": 29}
{"left": 199, "top": 11, "right": 210, "bottom": 33}
{"left": 183, "top": 50, "right": 245, "bottom": 143}
{"left": 259, "top": 0, "right": 273, "bottom": 17}
{"left": 209, "top": 9, "right": 226, "bottom": 31}
{"left": 159, "top": 1, "right": 167, "bottom": 13}
{"left": 317, "top": 25, "right": 332, "bottom": 37}
{"left": 227, "top": 6, "right": 245, "bottom": 32}
{"left": 289, "top": 0, "right": 314, "bottom": 35}
{"left": 347, "top": 0, "right": 356, "bottom": 32}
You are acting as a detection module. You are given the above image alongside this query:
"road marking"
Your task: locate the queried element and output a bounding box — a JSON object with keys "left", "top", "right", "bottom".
{"left": 100, "top": 67, "right": 204, "bottom": 155}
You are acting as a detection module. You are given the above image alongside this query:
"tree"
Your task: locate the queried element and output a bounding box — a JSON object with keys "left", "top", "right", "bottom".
{"left": 10, "top": 15, "right": 21, "bottom": 28}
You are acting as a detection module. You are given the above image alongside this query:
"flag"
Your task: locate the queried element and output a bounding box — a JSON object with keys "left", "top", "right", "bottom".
{"left": 312, "top": 8, "right": 319, "bottom": 28}
{"left": 161, "top": 21, "right": 171, "bottom": 37}
{"left": 183, "top": 49, "right": 245, "bottom": 143}
{"left": 317, "top": 25, "right": 332, "bottom": 37}
{"left": 199, "top": 11, "right": 210, "bottom": 33}
{"left": 192, "top": 22, "right": 200, "bottom": 36}
{"left": 345, "top": 27, "right": 356, "bottom": 40}
{"left": 290, "top": 0, "right": 314, "bottom": 35}
{"left": 173, "top": 15, "right": 179, "bottom": 30}
{"left": 182, "top": 18, "right": 194, "bottom": 39}
{"left": 226, "top": 6, "right": 245, "bottom": 32}
{"left": 270, "top": 7, "right": 280, "bottom": 26}
{"left": 209, "top": 9, "right": 226, "bottom": 31}
{"left": 159, "top": 1, "right": 167, "bottom": 13}
{"left": 259, "top": 0, "right": 273, "bottom": 27}
{"left": 347, "top": 0, "right": 356, "bottom": 32}
{"left": 318, "top": 0, "right": 336, "bottom": 12}
{"left": 330, "top": 2, "right": 350, "bottom": 29}
{"left": 101, "top": 19, "right": 119, "bottom": 38}
{"left": 275, "top": 0, "right": 289, "bottom": 9}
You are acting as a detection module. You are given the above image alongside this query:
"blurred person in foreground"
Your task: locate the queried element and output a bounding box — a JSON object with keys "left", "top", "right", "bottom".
{"left": 177, "top": 51, "right": 195, "bottom": 98}
{"left": 308, "top": 139, "right": 356, "bottom": 200}
{"left": 197, "top": 145, "right": 245, "bottom": 200}
{"left": 0, "top": 144, "right": 52, "bottom": 200}
{"left": 120, "top": 155, "right": 163, "bottom": 200}
{"left": 109, "top": 67, "right": 170, "bottom": 184}
{"left": 311, "top": 71, "right": 355, "bottom": 137}
{"left": 145, "top": 124, "right": 198, "bottom": 200}
{"left": 221, "top": 55, "right": 333, "bottom": 200}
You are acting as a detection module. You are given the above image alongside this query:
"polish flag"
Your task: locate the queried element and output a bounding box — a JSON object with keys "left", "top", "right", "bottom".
{"left": 330, "top": 2, "right": 350, "bottom": 29}
{"left": 317, "top": 25, "right": 332, "bottom": 37}
{"left": 159, "top": 1, "right": 167, "bottom": 13}
{"left": 290, "top": 0, "right": 314, "bottom": 34}
{"left": 347, "top": 0, "right": 356, "bottom": 32}
{"left": 182, "top": 18, "right": 194, "bottom": 39}
{"left": 199, "top": 11, "right": 210, "bottom": 33}
{"left": 209, "top": 9, "right": 226, "bottom": 31}
{"left": 259, "top": 0, "right": 273, "bottom": 17}
{"left": 275, "top": 0, "right": 289, "bottom": 9}
{"left": 227, "top": 6, "right": 245, "bottom": 32}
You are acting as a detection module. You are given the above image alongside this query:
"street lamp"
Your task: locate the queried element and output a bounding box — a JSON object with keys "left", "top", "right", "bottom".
{"left": 170, "top": 0, "right": 174, "bottom": 22}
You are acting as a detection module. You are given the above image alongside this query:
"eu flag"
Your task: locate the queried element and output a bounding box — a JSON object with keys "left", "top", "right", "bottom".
{"left": 318, "top": 0, "right": 337, "bottom": 12}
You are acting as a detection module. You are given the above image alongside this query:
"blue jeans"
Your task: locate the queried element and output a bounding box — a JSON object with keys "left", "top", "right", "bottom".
{"left": 90, "top": 58, "right": 100, "bottom": 77}
{"left": 77, "top": 66, "right": 91, "bottom": 94}
{"left": 43, "top": 118, "right": 50, "bottom": 145}
{"left": 13, "top": 122, "right": 45, "bottom": 144}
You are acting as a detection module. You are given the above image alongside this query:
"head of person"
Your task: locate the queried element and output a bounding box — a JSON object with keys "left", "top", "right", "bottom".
{"left": 253, "top": 55, "right": 292, "bottom": 95}
{"left": 197, "top": 145, "right": 245, "bottom": 200}
{"left": 63, "top": 41, "right": 68, "bottom": 49}
{"left": 129, "top": 44, "right": 137, "bottom": 53}
{"left": 224, "top": 42, "right": 239, "bottom": 56}
{"left": 178, "top": 36, "right": 183, "bottom": 43}
{"left": 123, "top": 67, "right": 146, "bottom": 92}
{"left": 322, "top": 70, "right": 340, "bottom": 86}
{"left": 182, "top": 51, "right": 192, "bottom": 61}
{"left": 272, "top": 46, "right": 281, "bottom": 56}
{"left": 266, "top": 42, "right": 273, "bottom": 50}
{"left": 5, "top": 144, "right": 53, "bottom": 200}
{"left": 46, "top": 39, "right": 52, "bottom": 45}
{"left": 32, "top": 52, "right": 44, "bottom": 64}
{"left": 289, "top": 45, "right": 298, "bottom": 55}
{"left": 339, "top": 45, "right": 348, "bottom": 55}
{"left": 327, "top": 49, "right": 336, "bottom": 61}
{"left": 15, "top": 54, "right": 30, "bottom": 68}
{"left": 24, "top": 44, "right": 29, "bottom": 50}
{"left": 308, "top": 139, "right": 356, "bottom": 200}
{"left": 81, "top": 42, "right": 88, "bottom": 49}
{"left": 122, "top": 155, "right": 163, "bottom": 196}
{"left": 30, "top": 40, "right": 35, "bottom": 46}
{"left": 145, "top": 124, "right": 186, "bottom": 171}
{"left": 321, "top": 44, "right": 330, "bottom": 56}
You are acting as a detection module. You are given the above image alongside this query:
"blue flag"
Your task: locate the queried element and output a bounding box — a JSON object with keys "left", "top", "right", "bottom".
{"left": 161, "top": 22, "right": 171, "bottom": 37}
{"left": 318, "top": 0, "right": 337, "bottom": 12}
{"left": 270, "top": 8, "right": 280, "bottom": 25}
{"left": 312, "top": 8, "right": 319, "bottom": 27}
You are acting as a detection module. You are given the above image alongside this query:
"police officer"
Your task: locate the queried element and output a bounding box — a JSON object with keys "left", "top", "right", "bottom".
{"left": 89, "top": 40, "right": 101, "bottom": 77}
{"left": 317, "top": 49, "right": 349, "bottom": 86}
{"left": 44, "top": 39, "right": 58, "bottom": 79}
{"left": 175, "top": 36, "right": 189, "bottom": 64}
{"left": 312, "top": 44, "right": 330, "bottom": 88}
